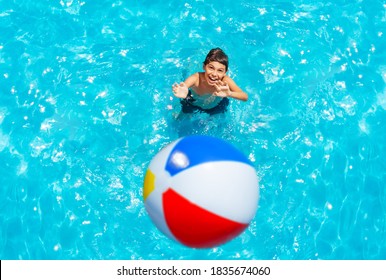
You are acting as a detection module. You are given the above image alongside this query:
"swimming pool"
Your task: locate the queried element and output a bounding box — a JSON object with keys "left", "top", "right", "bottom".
{"left": 0, "top": 0, "right": 385, "bottom": 260}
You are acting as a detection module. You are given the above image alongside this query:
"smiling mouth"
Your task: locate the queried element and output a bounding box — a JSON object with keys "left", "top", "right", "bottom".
{"left": 207, "top": 76, "right": 218, "bottom": 83}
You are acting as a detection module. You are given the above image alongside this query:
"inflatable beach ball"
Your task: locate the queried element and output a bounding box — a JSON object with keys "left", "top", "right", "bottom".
{"left": 143, "top": 135, "right": 259, "bottom": 248}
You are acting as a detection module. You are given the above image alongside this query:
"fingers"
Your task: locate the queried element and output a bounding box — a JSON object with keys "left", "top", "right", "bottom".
{"left": 172, "top": 82, "right": 189, "bottom": 98}
{"left": 214, "top": 82, "right": 229, "bottom": 94}
{"left": 172, "top": 82, "right": 186, "bottom": 89}
{"left": 214, "top": 80, "right": 228, "bottom": 89}
{"left": 214, "top": 80, "right": 226, "bottom": 86}
{"left": 172, "top": 83, "right": 181, "bottom": 96}
{"left": 172, "top": 82, "right": 182, "bottom": 92}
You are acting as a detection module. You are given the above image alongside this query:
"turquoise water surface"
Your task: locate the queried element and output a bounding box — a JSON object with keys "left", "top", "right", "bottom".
{"left": 0, "top": 0, "right": 385, "bottom": 260}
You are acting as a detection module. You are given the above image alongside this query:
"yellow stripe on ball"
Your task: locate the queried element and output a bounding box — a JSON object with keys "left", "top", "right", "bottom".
{"left": 143, "top": 169, "right": 155, "bottom": 201}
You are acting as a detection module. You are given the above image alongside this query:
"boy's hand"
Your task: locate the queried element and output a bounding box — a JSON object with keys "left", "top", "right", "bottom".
{"left": 172, "top": 82, "right": 189, "bottom": 98}
{"left": 213, "top": 81, "right": 232, "bottom": 97}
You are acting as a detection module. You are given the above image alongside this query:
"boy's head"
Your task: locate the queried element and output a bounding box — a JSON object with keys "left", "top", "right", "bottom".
{"left": 203, "top": 48, "right": 228, "bottom": 72}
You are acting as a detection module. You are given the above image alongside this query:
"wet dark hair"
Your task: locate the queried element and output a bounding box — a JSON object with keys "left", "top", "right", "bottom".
{"left": 203, "top": 48, "right": 228, "bottom": 71}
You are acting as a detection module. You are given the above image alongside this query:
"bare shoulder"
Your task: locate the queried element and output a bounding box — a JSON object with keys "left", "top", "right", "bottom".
{"left": 197, "top": 72, "right": 205, "bottom": 84}
{"left": 223, "top": 75, "right": 235, "bottom": 83}
{"left": 223, "top": 75, "right": 239, "bottom": 88}
{"left": 223, "top": 75, "right": 245, "bottom": 97}
{"left": 184, "top": 72, "right": 200, "bottom": 87}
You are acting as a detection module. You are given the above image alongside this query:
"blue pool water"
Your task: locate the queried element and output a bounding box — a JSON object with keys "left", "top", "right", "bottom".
{"left": 0, "top": 0, "right": 385, "bottom": 260}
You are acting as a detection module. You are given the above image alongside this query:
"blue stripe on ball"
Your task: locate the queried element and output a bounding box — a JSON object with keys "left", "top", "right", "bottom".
{"left": 165, "top": 135, "right": 252, "bottom": 176}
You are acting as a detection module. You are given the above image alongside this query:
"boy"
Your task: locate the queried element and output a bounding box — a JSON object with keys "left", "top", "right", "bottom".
{"left": 172, "top": 48, "right": 248, "bottom": 115}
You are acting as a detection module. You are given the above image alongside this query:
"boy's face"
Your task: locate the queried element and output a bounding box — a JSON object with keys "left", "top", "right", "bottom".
{"left": 203, "top": 61, "right": 227, "bottom": 86}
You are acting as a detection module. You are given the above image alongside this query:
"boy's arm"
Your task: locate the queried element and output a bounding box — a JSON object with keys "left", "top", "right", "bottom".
{"left": 221, "top": 76, "right": 248, "bottom": 101}
{"left": 172, "top": 73, "right": 199, "bottom": 99}
{"left": 182, "top": 72, "right": 199, "bottom": 88}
